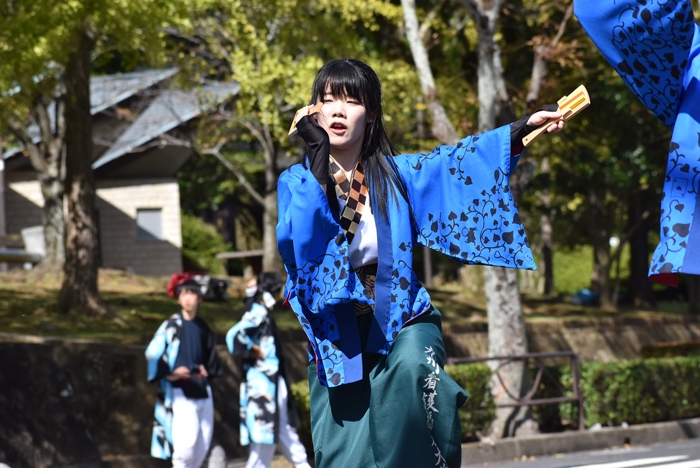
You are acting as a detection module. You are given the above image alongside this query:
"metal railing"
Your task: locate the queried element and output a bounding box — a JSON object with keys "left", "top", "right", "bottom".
{"left": 447, "top": 350, "right": 584, "bottom": 430}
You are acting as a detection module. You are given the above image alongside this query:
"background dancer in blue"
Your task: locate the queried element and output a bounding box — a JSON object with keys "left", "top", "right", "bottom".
{"left": 227, "top": 272, "right": 312, "bottom": 468}
{"left": 575, "top": 0, "right": 700, "bottom": 287}
{"left": 277, "top": 58, "right": 565, "bottom": 468}
{"left": 145, "top": 280, "right": 222, "bottom": 467}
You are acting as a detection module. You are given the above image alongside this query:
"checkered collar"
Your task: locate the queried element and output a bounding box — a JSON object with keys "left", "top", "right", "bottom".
{"left": 329, "top": 156, "right": 368, "bottom": 245}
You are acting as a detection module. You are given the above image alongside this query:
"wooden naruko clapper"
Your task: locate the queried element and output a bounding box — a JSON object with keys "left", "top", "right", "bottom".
{"left": 523, "top": 85, "right": 590, "bottom": 147}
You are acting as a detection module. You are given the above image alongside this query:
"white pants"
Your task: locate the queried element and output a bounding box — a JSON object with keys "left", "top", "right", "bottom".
{"left": 246, "top": 376, "right": 311, "bottom": 468}
{"left": 172, "top": 386, "right": 214, "bottom": 468}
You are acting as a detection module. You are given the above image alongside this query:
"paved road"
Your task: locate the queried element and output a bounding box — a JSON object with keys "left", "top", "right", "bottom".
{"left": 228, "top": 439, "right": 700, "bottom": 468}
{"left": 464, "top": 440, "right": 700, "bottom": 468}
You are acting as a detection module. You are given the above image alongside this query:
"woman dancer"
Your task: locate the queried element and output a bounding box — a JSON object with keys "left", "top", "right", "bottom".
{"left": 278, "top": 58, "right": 564, "bottom": 468}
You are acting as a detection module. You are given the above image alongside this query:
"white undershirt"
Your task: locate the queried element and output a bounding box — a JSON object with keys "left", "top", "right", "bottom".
{"left": 338, "top": 191, "right": 378, "bottom": 267}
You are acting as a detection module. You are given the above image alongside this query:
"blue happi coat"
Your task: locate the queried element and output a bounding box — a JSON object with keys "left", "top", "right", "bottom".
{"left": 277, "top": 124, "right": 535, "bottom": 388}
{"left": 575, "top": 0, "right": 700, "bottom": 286}
{"left": 145, "top": 313, "right": 220, "bottom": 459}
{"left": 226, "top": 303, "right": 281, "bottom": 446}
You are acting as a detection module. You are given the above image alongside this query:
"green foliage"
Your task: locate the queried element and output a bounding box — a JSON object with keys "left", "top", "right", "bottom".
{"left": 580, "top": 357, "right": 700, "bottom": 427}
{"left": 552, "top": 245, "right": 594, "bottom": 295}
{"left": 444, "top": 363, "right": 496, "bottom": 441}
{"left": 0, "top": 0, "right": 189, "bottom": 130}
{"left": 180, "top": 212, "right": 230, "bottom": 274}
{"left": 290, "top": 379, "right": 314, "bottom": 456}
{"left": 543, "top": 357, "right": 700, "bottom": 428}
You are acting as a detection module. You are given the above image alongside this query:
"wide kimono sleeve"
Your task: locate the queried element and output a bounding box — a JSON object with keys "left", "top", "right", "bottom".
{"left": 574, "top": 0, "right": 696, "bottom": 129}
{"left": 396, "top": 124, "right": 536, "bottom": 270}
{"left": 276, "top": 164, "right": 370, "bottom": 312}
{"left": 277, "top": 163, "right": 371, "bottom": 387}
{"left": 226, "top": 304, "right": 267, "bottom": 356}
{"left": 145, "top": 319, "right": 177, "bottom": 382}
{"left": 576, "top": 0, "right": 700, "bottom": 285}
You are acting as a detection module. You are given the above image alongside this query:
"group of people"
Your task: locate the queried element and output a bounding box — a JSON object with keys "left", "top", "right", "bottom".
{"left": 146, "top": 0, "right": 698, "bottom": 466}
{"left": 145, "top": 273, "right": 312, "bottom": 468}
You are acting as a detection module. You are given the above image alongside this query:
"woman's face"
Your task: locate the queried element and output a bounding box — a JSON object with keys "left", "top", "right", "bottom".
{"left": 317, "top": 87, "right": 368, "bottom": 157}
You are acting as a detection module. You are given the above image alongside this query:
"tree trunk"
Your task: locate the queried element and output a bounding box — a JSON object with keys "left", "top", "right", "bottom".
{"left": 484, "top": 265, "right": 532, "bottom": 438}
{"left": 10, "top": 94, "right": 67, "bottom": 272}
{"left": 628, "top": 192, "right": 655, "bottom": 309}
{"left": 589, "top": 186, "right": 614, "bottom": 310}
{"left": 38, "top": 168, "right": 65, "bottom": 272}
{"left": 524, "top": 4, "right": 574, "bottom": 297}
{"left": 262, "top": 138, "right": 282, "bottom": 272}
{"left": 0, "top": 156, "right": 6, "bottom": 273}
{"left": 539, "top": 158, "right": 554, "bottom": 296}
{"left": 58, "top": 29, "right": 109, "bottom": 316}
{"left": 262, "top": 191, "right": 280, "bottom": 272}
{"left": 464, "top": 0, "right": 534, "bottom": 438}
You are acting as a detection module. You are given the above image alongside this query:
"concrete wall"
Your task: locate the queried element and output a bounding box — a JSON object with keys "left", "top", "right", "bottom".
{"left": 96, "top": 179, "right": 182, "bottom": 276}
{"left": 5, "top": 173, "right": 43, "bottom": 232}
{"left": 5, "top": 173, "right": 182, "bottom": 276}
{"left": 442, "top": 315, "right": 700, "bottom": 365}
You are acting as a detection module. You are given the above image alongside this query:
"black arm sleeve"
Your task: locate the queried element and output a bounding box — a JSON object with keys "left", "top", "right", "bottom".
{"left": 510, "top": 103, "right": 559, "bottom": 155}
{"left": 296, "top": 115, "right": 330, "bottom": 185}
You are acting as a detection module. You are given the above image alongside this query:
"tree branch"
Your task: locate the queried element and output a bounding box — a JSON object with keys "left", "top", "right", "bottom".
{"left": 202, "top": 145, "right": 266, "bottom": 206}
{"left": 401, "top": 0, "right": 459, "bottom": 144}
{"left": 159, "top": 133, "right": 266, "bottom": 206}
{"left": 551, "top": 3, "right": 574, "bottom": 48}
{"left": 229, "top": 115, "right": 275, "bottom": 158}
{"left": 6, "top": 120, "right": 47, "bottom": 173}
{"left": 526, "top": 3, "right": 574, "bottom": 108}
{"left": 418, "top": 0, "right": 447, "bottom": 45}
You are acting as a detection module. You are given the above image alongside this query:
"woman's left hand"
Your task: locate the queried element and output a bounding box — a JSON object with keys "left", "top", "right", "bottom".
{"left": 527, "top": 110, "right": 565, "bottom": 133}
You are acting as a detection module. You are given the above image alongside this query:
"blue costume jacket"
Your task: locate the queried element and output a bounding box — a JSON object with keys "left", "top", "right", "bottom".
{"left": 226, "top": 303, "right": 300, "bottom": 445}
{"left": 575, "top": 0, "right": 700, "bottom": 286}
{"left": 277, "top": 124, "right": 535, "bottom": 387}
{"left": 145, "top": 313, "right": 220, "bottom": 459}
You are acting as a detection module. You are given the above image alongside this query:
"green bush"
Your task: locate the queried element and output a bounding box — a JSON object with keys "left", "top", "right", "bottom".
{"left": 543, "top": 356, "right": 700, "bottom": 428}
{"left": 445, "top": 363, "right": 496, "bottom": 441}
{"left": 180, "top": 212, "right": 230, "bottom": 274}
{"left": 290, "top": 379, "right": 314, "bottom": 456}
{"left": 579, "top": 356, "right": 700, "bottom": 427}
{"left": 291, "top": 357, "right": 700, "bottom": 443}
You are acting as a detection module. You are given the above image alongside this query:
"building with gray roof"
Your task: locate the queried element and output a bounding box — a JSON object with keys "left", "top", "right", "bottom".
{"left": 1, "top": 69, "right": 238, "bottom": 276}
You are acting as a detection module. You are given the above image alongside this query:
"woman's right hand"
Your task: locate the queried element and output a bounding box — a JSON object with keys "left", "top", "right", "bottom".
{"left": 295, "top": 105, "right": 330, "bottom": 185}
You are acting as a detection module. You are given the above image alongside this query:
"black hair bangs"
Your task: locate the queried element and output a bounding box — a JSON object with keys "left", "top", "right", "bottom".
{"left": 305, "top": 59, "right": 412, "bottom": 222}
{"left": 311, "top": 60, "right": 377, "bottom": 115}
{"left": 176, "top": 279, "right": 203, "bottom": 298}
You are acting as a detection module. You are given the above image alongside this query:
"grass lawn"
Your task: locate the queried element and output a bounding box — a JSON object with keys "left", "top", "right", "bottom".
{"left": 0, "top": 268, "right": 691, "bottom": 344}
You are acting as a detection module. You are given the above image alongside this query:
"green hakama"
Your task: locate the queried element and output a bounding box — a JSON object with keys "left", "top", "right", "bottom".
{"left": 308, "top": 307, "right": 468, "bottom": 468}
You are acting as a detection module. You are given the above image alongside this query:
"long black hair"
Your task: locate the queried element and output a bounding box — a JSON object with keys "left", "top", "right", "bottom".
{"left": 309, "top": 59, "right": 411, "bottom": 220}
